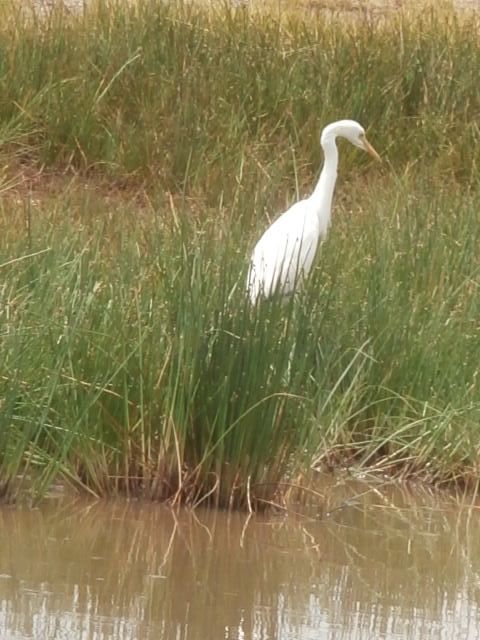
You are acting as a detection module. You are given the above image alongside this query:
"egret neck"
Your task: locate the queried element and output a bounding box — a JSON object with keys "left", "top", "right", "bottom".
{"left": 309, "top": 136, "right": 339, "bottom": 239}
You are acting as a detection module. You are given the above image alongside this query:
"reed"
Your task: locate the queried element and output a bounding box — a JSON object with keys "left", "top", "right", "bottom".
{"left": 1, "top": 174, "right": 479, "bottom": 505}
{"left": 0, "top": 0, "right": 479, "bottom": 191}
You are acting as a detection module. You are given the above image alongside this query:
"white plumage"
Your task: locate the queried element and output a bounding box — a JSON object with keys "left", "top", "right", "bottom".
{"left": 246, "top": 119, "right": 380, "bottom": 304}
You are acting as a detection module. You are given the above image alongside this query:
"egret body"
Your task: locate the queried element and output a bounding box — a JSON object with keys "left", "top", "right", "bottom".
{"left": 246, "top": 120, "right": 379, "bottom": 304}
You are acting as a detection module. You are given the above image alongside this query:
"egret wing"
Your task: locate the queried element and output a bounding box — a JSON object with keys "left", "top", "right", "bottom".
{"left": 247, "top": 201, "right": 319, "bottom": 302}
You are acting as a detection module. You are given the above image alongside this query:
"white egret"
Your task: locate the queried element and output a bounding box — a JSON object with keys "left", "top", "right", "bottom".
{"left": 246, "top": 120, "right": 380, "bottom": 304}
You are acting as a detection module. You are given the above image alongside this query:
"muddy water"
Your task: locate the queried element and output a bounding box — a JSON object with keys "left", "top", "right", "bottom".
{"left": 1, "top": 480, "right": 480, "bottom": 639}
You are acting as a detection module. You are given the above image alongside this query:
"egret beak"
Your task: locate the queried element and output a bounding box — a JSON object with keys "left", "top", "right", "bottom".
{"left": 363, "top": 136, "right": 381, "bottom": 161}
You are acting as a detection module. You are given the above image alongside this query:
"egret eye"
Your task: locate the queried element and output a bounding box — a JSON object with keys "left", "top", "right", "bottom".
{"left": 357, "top": 132, "right": 367, "bottom": 146}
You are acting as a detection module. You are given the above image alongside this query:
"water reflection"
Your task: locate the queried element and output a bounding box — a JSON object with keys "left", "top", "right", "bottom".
{"left": 0, "top": 479, "right": 480, "bottom": 639}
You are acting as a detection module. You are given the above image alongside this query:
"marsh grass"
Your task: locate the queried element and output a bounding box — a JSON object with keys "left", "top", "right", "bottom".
{"left": 0, "top": 0, "right": 480, "bottom": 190}
{"left": 0, "top": 1, "right": 479, "bottom": 506}
{"left": 1, "top": 174, "right": 479, "bottom": 505}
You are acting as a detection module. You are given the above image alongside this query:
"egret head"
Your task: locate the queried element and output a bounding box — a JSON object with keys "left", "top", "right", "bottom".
{"left": 321, "top": 120, "right": 380, "bottom": 160}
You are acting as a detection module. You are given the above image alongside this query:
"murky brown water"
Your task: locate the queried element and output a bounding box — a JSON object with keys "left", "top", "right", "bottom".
{"left": 1, "top": 479, "right": 480, "bottom": 639}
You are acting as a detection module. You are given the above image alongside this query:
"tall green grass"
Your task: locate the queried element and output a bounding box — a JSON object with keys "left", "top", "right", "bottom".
{"left": 0, "top": 0, "right": 479, "bottom": 193}
{"left": 1, "top": 177, "right": 479, "bottom": 505}
{"left": 0, "top": 1, "right": 479, "bottom": 506}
